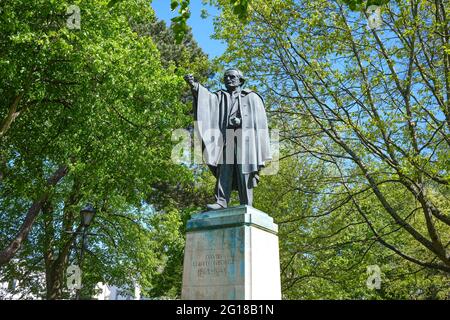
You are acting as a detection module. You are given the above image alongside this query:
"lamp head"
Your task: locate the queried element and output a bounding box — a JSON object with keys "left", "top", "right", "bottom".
{"left": 80, "top": 204, "right": 96, "bottom": 227}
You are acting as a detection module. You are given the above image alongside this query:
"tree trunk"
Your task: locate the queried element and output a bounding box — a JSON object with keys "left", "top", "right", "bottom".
{"left": 44, "top": 181, "right": 81, "bottom": 299}
{"left": 0, "top": 165, "right": 69, "bottom": 266}
{"left": 0, "top": 93, "right": 22, "bottom": 139}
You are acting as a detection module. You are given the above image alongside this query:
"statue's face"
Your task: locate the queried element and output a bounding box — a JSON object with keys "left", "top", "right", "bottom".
{"left": 224, "top": 70, "right": 241, "bottom": 90}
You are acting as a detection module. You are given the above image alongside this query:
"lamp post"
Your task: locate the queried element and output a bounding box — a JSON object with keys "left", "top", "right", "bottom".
{"left": 75, "top": 204, "right": 96, "bottom": 300}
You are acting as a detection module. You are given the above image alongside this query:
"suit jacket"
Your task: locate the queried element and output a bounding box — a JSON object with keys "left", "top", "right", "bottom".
{"left": 193, "top": 84, "right": 272, "bottom": 188}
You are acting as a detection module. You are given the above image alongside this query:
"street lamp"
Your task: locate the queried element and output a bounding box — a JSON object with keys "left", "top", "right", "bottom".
{"left": 80, "top": 204, "right": 96, "bottom": 227}
{"left": 76, "top": 204, "right": 96, "bottom": 300}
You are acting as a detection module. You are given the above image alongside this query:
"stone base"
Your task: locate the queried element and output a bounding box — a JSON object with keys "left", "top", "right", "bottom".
{"left": 181, "top": 205, "right": 281, "bottom": 300}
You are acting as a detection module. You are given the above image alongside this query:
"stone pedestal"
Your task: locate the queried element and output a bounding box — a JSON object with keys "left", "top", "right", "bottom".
{"left": 181, "top": 205, "right": 281, "bottom": 300}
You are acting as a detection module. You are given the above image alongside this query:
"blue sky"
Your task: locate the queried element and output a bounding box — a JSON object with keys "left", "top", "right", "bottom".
{"left": 151, "top": 1, "right": 226, "bottom": 58}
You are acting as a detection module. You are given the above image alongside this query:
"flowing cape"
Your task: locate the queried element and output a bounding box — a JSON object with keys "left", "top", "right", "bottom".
{"left": 193, "top": 84, "right": 272, "bottom": 187}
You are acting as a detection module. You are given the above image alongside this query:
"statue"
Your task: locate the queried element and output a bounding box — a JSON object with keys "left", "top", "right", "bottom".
{"left": 184, "top": 68, "right": 271, "bottom": 210}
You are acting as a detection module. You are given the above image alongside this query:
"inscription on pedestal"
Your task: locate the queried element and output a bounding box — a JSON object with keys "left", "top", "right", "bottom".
{"left": 192, "top": 254, "right": 236, "bottom": 278}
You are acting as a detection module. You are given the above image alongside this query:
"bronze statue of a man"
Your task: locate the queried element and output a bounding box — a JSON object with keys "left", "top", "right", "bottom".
{"left": 185, "top": 69, "right": 271, "bottom": 210}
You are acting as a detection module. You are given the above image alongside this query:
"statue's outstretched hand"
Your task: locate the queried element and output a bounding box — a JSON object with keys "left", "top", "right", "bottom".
{"left": 184, "top": 74, "right": 196, "bottom": 88}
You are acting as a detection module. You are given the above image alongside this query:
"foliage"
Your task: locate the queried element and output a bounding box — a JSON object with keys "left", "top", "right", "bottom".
{"left": 214, "top": 0, "right": 450, "bottom": 298}
{"left": 0, "top": 0, "right": 210, "bottom": 299}
{"left": 165, "top": 0, "right": 392, "bottom": 42}
{"left": 1, "top": 0, "right": 449, "bottom": 301}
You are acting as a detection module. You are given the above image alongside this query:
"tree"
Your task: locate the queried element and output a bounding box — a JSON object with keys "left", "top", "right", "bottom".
{"left": 211, "top": 0, "right": 450, "bottom": 296}
{"left": 166, "top": 0, "right": 392, "bottom": 42}
{"left": 256, "top": 155, "right": 450, "bottom": 299}
{"left": 0, "top": 0, "right": 209, "bottom": 299}
{"left": 132, "top": 18, "right": 215, "bottom": 298}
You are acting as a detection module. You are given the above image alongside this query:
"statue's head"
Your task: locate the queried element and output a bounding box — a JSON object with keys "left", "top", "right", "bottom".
{"left": 224, "top": 68, "right": 245, "bottom": 91}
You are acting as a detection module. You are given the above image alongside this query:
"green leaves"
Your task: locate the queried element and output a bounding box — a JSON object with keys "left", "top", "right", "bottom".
{"left": 107, "top": 0, "right": 122, "bottom": 8}
{"left": 212, "top": 0, "right": 450, "bottom": 298}
{"left": 0, "top": 0, "right": 210, "bottom": 299}
{"left": 342, "top": 0, "right": 390, "bottom": 10}
{"left": 170, "top": 0, "right": 191, "bottom": 43}
{"left": 167, "top": 0, "right": 393, "bottom": 42}
{"left": 230, "top": 0, "right": 249, "bottom": 20}
{"left": 169, "top": 0, "right": 251, "bottom": 43}
{"left": 171, "top": 0, "right": 180, "bottom": 11}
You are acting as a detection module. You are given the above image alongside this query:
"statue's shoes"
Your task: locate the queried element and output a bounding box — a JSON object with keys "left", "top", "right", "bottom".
{"left": 206, "top": 203, "right": 225, "bottom": 210}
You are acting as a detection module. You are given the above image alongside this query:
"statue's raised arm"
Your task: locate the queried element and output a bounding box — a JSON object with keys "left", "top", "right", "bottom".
{"left": 184, "top": 74, "right": 199, "bottom": 91}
